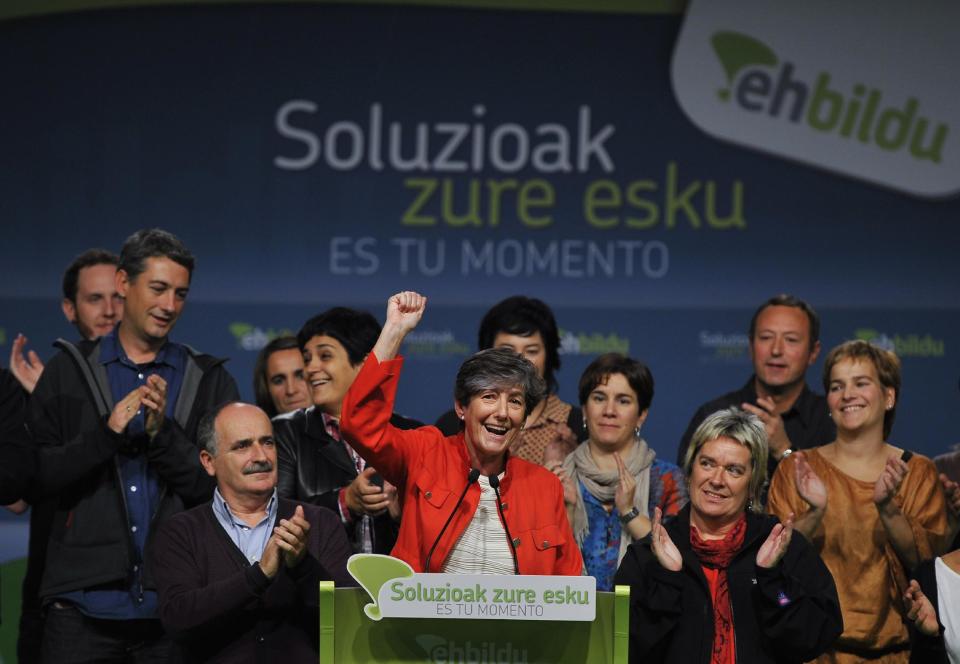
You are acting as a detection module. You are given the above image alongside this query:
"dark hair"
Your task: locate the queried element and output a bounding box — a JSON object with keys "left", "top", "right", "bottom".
{"left": 748, "top": 294, "right": 820, "bottom": 349}
{"left": 477, "top": 296, "right": 562, "bottom": 393}
{"left": 577, "top": 353, "right": 654, "bottom": 413}
{"left": 297, "top": 307, "right": 380, "bottom": 365}
{"left": 118, "top": 228, "right": 195, "bottom": 282}
{"left": 253, "top": 336, "right": 302, "bottom": 418}
{"left": 454, "top": 347, "right": 546, "bottom": 418}
{"left": 61, "top": 248, "right": 119, "bottom": 303}
{"left": 822, "top": 340, "right": 901, "bottom": 439}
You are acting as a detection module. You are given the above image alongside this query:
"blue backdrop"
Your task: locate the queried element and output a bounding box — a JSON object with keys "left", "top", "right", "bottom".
{"left": 1, "top": 2, "right": 957, "bottom": 476}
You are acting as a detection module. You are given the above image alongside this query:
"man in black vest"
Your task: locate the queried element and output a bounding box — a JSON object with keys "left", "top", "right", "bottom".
{"left": 27, "top": 228, "right": 239, "bottom": 663}
{"left": 7, "top": 247, "right": 124, "bottom": 662}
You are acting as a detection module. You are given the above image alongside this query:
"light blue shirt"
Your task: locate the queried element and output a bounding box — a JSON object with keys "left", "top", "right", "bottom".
{"left": 211, "top": 487, "right": 278, "bottom": 564}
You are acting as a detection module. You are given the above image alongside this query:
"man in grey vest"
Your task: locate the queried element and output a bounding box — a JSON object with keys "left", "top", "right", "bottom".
{"left": 27, "top": 228, "right": 239, "bottom": 662}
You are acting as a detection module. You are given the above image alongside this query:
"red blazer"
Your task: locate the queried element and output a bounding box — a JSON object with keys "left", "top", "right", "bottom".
{"left": 340, "top": 354, "right": 583, "bottom": 576}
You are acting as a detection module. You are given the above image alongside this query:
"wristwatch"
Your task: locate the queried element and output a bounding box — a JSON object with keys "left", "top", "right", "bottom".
{"left": 619, "top": 506, "right": 640, "bottom": 525}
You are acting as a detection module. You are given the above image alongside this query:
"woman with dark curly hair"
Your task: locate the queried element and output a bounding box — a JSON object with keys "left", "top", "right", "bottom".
{"left": 435, "top": 295, "right": 583, "bottom": 466}
{"left": 341, "top": 292, "right": 582, "bottom": 576}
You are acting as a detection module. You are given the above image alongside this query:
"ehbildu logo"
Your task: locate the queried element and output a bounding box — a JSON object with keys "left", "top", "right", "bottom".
{"left": 711, "top": 31, "right": 948, "bottom": 164}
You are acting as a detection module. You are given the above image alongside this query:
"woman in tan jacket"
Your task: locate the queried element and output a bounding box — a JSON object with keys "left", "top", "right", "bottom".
{"left": 768, "top": 340, "right": 950, "bottom": 663}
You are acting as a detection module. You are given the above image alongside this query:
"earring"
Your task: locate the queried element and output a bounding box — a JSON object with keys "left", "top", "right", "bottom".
{"left": 634, "top": 426, "right": 641, "bottom": 439}
{"left": 582, "top": 418, "right": 587, "bottom": 433}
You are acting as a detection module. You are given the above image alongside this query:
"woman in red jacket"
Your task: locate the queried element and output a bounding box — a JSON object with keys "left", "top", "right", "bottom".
{"left": 340, "top": 291, "right": 583, "bottom": 576}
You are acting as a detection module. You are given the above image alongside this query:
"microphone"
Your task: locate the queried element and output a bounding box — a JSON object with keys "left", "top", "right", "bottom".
{"left": 424, "top": 468, "right": 480, "bottom": 572}
{"left": 489, "top": 474, "right": 520, "bottom": 575}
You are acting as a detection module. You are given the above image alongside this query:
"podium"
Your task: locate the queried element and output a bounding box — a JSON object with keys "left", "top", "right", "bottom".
{"left": 317, "top": 582, "right": 630, "bottom": 663}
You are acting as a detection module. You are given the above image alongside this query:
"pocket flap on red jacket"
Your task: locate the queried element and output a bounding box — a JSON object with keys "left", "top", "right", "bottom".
{"left": 531, "top": 524, "right": 565, "bottom": 551}
{"left": 414, "top": 469, "right": 451, "bottom": 509}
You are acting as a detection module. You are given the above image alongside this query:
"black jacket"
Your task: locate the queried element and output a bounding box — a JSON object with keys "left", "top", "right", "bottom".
{"left": 0, "top": 367, "right": 33, "bottom": 504}
{"left": 677, "top": 378, "right": 835, "bottom": 474}
{"left": 909, "top": 558, "right": 950, "bottom": 664}
{"left": 26, "top": 337, "right": 239, "bottom": 599}
{"left": 273, "top": 406, "right": 421, "bottom": 554}
{"left": 614, "top": 505, "right": 842, "bottom": 664}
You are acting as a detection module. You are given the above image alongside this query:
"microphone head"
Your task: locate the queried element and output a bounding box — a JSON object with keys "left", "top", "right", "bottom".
{"left": 487, "top": 473, "right": 500, "bottom": 489}
{"left": 467, "top": 468, "right": 481, "bottom": 483}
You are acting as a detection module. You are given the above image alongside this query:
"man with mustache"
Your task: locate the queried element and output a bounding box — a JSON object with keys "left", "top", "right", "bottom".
{"left": 676, "top": 295, "right": 835, "bottom": 481}
{"left": 150, "top": 402, "right": 352, "bottom": 663}
{"left": 26, "top": 229, "right": 240, "bottom": 663}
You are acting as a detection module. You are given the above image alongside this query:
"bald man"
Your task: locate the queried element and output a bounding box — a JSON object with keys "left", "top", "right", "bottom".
{"left": 150, "top": 402, "right": 353, "bottom": 664}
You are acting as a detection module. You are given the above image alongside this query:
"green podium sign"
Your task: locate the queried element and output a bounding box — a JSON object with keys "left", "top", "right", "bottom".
{"left": 318, "top": 582, "right": 630, "bottom": 663}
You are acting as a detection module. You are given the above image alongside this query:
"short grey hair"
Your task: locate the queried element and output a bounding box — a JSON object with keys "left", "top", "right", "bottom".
{"left": 682, "top": 407, "right": 768, "bottom": 513}
{"left": 197, "top": 402, "right": 241, "bottom": 456}
{"left": 454, "top": 347, "right": 546, "bottom": 417}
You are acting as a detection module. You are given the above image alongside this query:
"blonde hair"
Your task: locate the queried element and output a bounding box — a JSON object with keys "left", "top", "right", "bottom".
{"left": 682, "top": 407, "right": 767, "bottom": 513}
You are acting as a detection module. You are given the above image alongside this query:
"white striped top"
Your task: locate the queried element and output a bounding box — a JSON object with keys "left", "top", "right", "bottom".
{"left": 442, "top": 473, "right": 516, "bottom": 575}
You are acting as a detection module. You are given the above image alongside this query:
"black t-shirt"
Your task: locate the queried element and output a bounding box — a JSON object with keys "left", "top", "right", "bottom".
{"left": 676, "top": 376, "right": 836, "bottom": 479}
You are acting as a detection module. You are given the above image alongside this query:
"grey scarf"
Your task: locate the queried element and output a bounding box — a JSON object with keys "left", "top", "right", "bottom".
{"left": 563, "top": 436, "right": 655, "bottom": 565}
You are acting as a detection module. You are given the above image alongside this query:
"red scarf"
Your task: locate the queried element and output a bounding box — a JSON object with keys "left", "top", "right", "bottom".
{"left": 690, "top": 514, "right": 747, "bottom": 664}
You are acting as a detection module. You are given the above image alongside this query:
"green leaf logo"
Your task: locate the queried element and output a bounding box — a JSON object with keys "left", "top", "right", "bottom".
{"left": 347, "top": 553, "right": 415, "bottom": 621}
{"left": 228, "top": 322, "right": 253, "bottom": 340}
{"left": 711, "top": 31, "right": 778, "bottom": 102}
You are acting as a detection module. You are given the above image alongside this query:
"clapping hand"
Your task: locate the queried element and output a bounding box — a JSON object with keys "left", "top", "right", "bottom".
{"left": 550, "top": 423, "right": 578, "bottom": 458}
{"left": 142, "top": 375, "right": 167, "bottom": 440}
{"left": 9, "top": 333, "right": 44, "bottom": 394}
{"left": 794, "top": 451, "right": 827, "bottom": 511}
{"left": 904, "top": 579, "right": 940, "bottom": 636}
{"left": 873, "top": 456, "right": 909, "bottom": 508}
{"left": 650, "top": 507, "right": 682, "bottom": 572}
{"left": 613, "top": 452, "right": 637, "bottom": 516}
{"left": 741, "top": 396, "right": 791, "bottom": 458}
{"left": 107, "top": 387, "right": 144, "bottom": 434}
{"left": 275, "top": 505, "right": 310, "bottom": 568}
{"left": 756, "top": 513, "right": 794, "bottom": 569}
{"left": 259, "top": 506, "right": 311, "bottom": 577}
{"left": 544, "top": 454, "right": 578, "bottom": 507}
